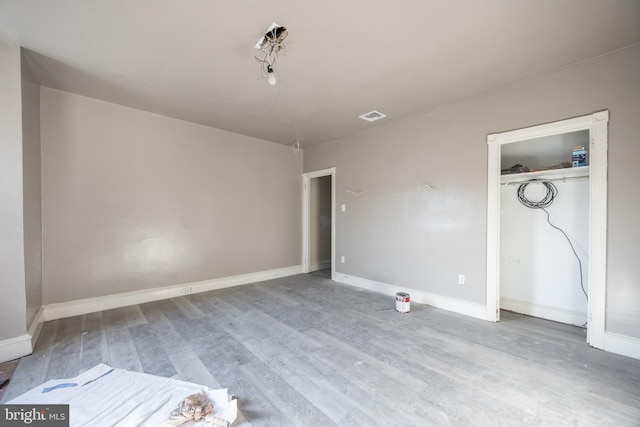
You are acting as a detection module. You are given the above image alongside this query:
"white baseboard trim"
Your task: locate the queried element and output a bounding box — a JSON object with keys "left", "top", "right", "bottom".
{"left": 603, "top": 331, "right": 640, "bottom": 360}
{"left": 333, "top": 273, "right": 487, "bottom": 320}
{"left": 28, "top": 307, "right": 45, "bottom": 350}
{"left": 501, "top": 297, "right": 587, "bottom": 326}
{"left": 6, "top": 269, "right": 639, "bottom": 363}
{"left": 43, "top": 265, "right": 304, "bottom": 322}
{"left": 0, "top": 334, "right": 32, "bottom": 364}
{"left": 2, "top": 266, "right": 303, "bottom": 362}
{"left": 310, "top": 260, "right": 331, "bottom": 272}
{"left": 0, "top": 307, "right": 45, "bottom": 363}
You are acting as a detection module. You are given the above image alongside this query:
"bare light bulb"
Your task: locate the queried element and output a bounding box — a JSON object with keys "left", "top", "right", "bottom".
{"left": 267, "top": 72, "right": 277, "bottom": 86}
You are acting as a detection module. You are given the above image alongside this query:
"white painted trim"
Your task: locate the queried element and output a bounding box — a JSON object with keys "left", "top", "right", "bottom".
{"left": 0, "top": 307, "right": 45, "bottom": 363}
{"left": 487, "top": 111, "right": 608, "bottom": 349}
{"left": 302, "top": 167, "right": 336, "bottom": 280}
{"left": 28, "top": 306, "right": 45, "bottom": 350}
{"left": 0, "top": 334, "right": 32, "bottom": 364}
{"left": 489, "top": 113, "right": 604, "bottom": 144}
{"left": 1, "top": 267, "right": 303, "bottom": 361}
{"left": 486, "top": 135, "right": 500, "bottom": 322}
{"left": 500, "top": 298, "right": 587, "bottom": 326}
{"left": 603, "top": 332, "right": 640, "bottom": 360}
{"left": 334, "top": 273, "right": 487, "bottom": 320}
{"left": 42, "top": 265, "right": 303, "bottom": 322}
{"left": 586, "top": 111, "right": 609, "bottom": 348}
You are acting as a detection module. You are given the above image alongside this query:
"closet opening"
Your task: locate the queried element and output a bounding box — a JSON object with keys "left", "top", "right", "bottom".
{"left": 500, "top": 130, "right": 589, "bottom": 326}
{"left": 486, "top": 111, "right": 608, "bottom": 349}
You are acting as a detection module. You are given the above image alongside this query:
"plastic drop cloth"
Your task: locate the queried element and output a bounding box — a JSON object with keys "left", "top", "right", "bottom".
{"left": 8, "top": 363, "right": 237, "bottom": 426}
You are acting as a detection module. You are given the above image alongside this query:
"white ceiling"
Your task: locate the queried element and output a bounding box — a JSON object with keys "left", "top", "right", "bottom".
{"left": 1, "top": 1, "right": 639, "bottom": 148}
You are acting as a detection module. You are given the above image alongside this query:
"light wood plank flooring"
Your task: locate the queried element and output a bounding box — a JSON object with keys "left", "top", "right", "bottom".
{"left": 3, "top": 274, "right": 639, "bottom": 426}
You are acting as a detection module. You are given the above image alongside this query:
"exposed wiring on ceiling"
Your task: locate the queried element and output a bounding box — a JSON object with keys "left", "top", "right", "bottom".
{"left": 292, "top": 138, "right": 300, "bottom": 152}
{"left": 254, "top": 54, "right": 280, "bottom": 80}
{"left": 266, "top": 62, "right": 281, "bottom": 114}
{"left": 516, "top": 180, "right": 588, "bottom": 327}
{"left": 254, "top": 23, "right": 288, "bottom": 86}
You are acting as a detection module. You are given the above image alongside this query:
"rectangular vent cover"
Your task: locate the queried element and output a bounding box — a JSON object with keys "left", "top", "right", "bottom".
{"left": 359, "top": 110, "right": 387, "bottom": 122}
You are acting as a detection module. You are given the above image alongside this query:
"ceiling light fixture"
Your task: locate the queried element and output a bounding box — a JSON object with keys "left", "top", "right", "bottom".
{"left": 267, "top": 66, "right": 277, "bottom": 86}
{"left": 254, "top": 23, "right": 288, "bottom": 87}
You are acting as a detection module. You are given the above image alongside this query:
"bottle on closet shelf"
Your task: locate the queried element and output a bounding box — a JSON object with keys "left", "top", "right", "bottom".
{"left": 572, "top": 145, "right": 587, "bottom": 167}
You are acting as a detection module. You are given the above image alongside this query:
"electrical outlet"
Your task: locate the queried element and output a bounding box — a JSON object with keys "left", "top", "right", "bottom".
{"left": 341, "top": 204, "right": 346, "bottom": 212}
{"left": 181, "top": 287, "right": 192, "bottom": 294}
{"left": 341, "top": 256, "right": 346, "bottom": 264}
{"left": 458, "top": 274, "right": 465, "bottom": 285}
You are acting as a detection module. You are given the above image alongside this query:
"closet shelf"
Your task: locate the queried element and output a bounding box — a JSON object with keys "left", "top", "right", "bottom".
{"left": 501, "top": 166, "right": 589, "bottom": 185}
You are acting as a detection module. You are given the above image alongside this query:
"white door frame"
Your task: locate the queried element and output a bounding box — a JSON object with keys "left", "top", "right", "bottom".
{"left": 302, "top": 167, "right": 336, "bottom": 280}
{"left": 486, "top": 111, "right": 608, "bottom": 349}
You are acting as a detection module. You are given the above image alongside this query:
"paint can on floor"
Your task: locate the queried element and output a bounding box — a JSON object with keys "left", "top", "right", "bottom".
{"left": 395, "top": 292, "right": 410, "bottom": 313}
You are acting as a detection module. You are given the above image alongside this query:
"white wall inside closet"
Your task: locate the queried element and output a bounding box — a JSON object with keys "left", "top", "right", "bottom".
{"left": 500, "top": 130, "right": 589, "bottom": 325}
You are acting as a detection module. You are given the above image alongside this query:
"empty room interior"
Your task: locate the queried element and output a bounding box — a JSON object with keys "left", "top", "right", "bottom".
{"left": 1, "top": 1, "right": 640, "bottom": 425}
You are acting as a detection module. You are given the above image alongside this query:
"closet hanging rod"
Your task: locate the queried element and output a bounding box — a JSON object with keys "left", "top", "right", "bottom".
{"left": 501, "top": 175, "right": 589, "bottom": 186}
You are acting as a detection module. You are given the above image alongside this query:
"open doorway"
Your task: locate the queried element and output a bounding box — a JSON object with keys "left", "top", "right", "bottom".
{"left": 308, "top": 175, "right": 332, "bottom": 278}
{"left": 486, "top": 111, "right": 609, "bottom": 350}
{"left": 302, "top": 168, "right": 336, "bottom": 280}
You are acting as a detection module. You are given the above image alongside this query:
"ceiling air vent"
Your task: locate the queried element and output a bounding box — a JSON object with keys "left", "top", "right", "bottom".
{"left": 359, "top": 110, "right": 387, "bottom": 122}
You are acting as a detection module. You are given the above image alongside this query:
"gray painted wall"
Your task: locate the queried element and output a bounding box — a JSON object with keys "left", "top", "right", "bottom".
{"left": 0, "top": 41, "right": 27, "bottom": 341}
{"left": 21, "top": 49, "right": 43, "bottom": 329}
{"left": 41, "top": 88, "right": 303, "bottom": 304}
{"left": 304, "top": 43, "right": 640, "bottom": 339}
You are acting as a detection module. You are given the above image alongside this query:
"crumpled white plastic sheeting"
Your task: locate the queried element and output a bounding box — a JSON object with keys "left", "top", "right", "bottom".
{"left": 8, "top": 363, "right": 237, "bottom": 427}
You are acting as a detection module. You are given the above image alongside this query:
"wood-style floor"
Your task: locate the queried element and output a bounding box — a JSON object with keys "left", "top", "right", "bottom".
{"left": 3, "top": 273, "right": 640, "bottom": 426}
